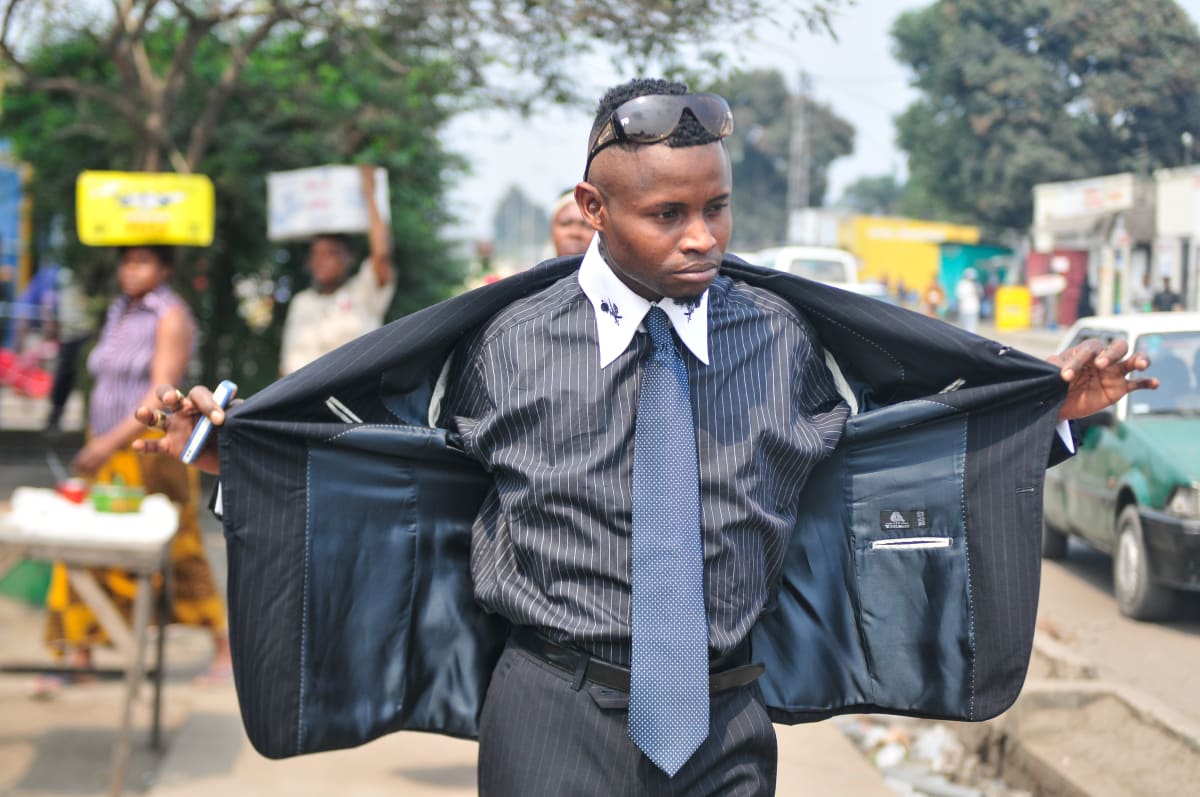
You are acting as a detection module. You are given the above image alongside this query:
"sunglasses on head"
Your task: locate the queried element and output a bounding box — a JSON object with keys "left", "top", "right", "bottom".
{"left": 584, "top": 92, "right": 734, "bottom": 179}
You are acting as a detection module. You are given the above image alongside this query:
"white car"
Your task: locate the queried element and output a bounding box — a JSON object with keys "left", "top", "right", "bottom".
{"left": 744, "top": 245, "right": 861, "bottom": 292}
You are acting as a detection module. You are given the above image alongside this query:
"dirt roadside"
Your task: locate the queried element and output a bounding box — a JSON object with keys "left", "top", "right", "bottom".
{"left": 836, "top": 635, "right": 1200, "bottom": 797}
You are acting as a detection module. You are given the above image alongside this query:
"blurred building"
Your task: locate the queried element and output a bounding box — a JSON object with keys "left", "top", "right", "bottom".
{"left": 838, "top": 215, "right": 980, "bottom": 294}
{"left": 1152, "top": 166, "right": 1200, "bottom": 311}
{"left": 781, "top": 207, "right": 985, "bottom": 297}
{"left": 1031, "top": 173, "right": 1156, "bottom": 324}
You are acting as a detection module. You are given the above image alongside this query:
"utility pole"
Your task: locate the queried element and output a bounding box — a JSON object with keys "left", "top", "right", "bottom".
{"left": 786, "top": 70, "right": 812, "bottom": 243}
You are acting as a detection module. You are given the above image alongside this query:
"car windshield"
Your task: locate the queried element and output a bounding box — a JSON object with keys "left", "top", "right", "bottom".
{"left": 785, "top": 258, "right": 849, "bottom": 283}
{"left": 1128, "top": 331, "right": 1200, "bottom": 416}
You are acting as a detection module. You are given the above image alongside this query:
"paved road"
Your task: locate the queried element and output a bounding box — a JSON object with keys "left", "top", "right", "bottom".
{"left": 1037, "top": 541, "right": 1200, "bottom": 724}
{"left": 11, "top": 319, "right": 1169, "bottom": 797}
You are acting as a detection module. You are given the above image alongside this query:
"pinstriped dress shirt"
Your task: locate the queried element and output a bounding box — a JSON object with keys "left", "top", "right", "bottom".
{"left": 442, "top": 240, "right": 850, "bottom": 666}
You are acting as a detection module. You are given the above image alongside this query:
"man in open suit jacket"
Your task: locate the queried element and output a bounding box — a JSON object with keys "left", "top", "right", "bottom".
{"left": 139, "top": 78, "right": 1154, "bottom": 796}
{"left": 151, "top": 255, "right": 1148, "bottom": 745}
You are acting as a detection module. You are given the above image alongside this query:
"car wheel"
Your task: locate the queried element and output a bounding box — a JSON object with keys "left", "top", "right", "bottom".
{"left": 1112, "top": 505, "right": 1174, "bottom": 620}
{"left": 1042, "top": 515, "right": 1068, "bottom": 560}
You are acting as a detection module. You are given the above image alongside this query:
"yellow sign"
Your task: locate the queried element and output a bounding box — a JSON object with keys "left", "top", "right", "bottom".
{"left": 76, "top": 171, "right": 214, "bottom": 246}
{"left": 994, "top": 285, "right": 1032, "bottom": 331}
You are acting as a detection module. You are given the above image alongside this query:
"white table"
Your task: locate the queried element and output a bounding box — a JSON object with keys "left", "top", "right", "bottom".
{"left": 0, "top": 488, "right": 179, "bottom": 797}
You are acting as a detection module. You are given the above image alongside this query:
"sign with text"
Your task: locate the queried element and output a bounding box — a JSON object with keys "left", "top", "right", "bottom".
{"left": 76, "top": 171, "right": 214, "bottom": 246}
{"left": 1029, "top": 273, "right": 1068, "bottom": 298}
{"left": 267, "top": 166, "right": 389, "bottom": 241}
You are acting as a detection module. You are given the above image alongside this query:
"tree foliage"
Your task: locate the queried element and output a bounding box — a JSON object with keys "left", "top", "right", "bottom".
{"left": 892, "top": 0, "right": 1200, "bottom": 232}
{"left": 837, "top": 174, "right": 905, "bottom": 215}
{"left": 706, "top": 69, "right": 855, "bottom": 250}
{"left": 2, "top": 25, "right": 468, "bottom": 392}
{"left": 0, "top": 1, "right": 852, "bottom": 169}
{"left": 0, "top": 0, "right": 852, "bottom": 388}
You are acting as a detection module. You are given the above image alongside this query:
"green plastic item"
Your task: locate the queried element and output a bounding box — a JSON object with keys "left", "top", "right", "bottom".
{"left": 0, "top": 559, "right": 52, "bottom": 606}
{"left": 89, "top": 483, "right": 145, "bottom": 513}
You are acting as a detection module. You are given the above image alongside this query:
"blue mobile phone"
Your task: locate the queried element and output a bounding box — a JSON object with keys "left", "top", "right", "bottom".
{"left": 181, "top": 380, "right": 237, "bottom": 465}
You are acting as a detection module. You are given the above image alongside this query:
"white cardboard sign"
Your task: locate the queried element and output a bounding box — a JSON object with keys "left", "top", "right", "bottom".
{"left": 267, "top": 166, "right": 390, "bottom": 241}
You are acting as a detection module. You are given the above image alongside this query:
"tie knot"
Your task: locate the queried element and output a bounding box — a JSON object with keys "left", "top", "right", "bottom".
{"left": 645, "top": 306, "right": 675, "bottom": 357}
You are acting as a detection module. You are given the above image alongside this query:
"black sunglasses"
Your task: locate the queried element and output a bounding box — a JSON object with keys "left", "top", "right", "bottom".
{"left": 584, "top": 93, "right": 734, "bottom": 179}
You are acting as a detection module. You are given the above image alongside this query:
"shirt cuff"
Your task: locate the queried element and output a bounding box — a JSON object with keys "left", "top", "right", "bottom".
{"left": 1056, "top": 420, "right": 1075, "bottom": 454}
{"left": 209, "top": 481, "right": 224, "bottom": 519}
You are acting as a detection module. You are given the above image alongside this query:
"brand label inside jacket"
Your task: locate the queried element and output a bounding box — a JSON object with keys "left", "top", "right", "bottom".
{"left": 880, "top": 510, "right": 928, "bottom": 531}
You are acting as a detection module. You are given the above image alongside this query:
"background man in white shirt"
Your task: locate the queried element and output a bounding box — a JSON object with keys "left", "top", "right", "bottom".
{"left": 279, "top": 165, "right": 396, "bottom": 376}
{"left": 955, "top": 267, "right": 981, "bottom": 334}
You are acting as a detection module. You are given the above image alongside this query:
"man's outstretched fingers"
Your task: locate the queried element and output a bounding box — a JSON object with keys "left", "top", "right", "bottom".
{"left": 1098, "top": 338, "right": 1129, "bottom": 365}
{"left": 134, "top": 405, "right": 156, "bottom": 428}
{"left": 1122, "top": 353, "right": 1150, "bottom": 373}
{"left": 156, "top": 384, "right": 185, "bottom": 409}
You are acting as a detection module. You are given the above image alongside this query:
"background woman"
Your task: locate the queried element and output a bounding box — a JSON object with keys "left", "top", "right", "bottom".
{"left": 36, "top": 245, "right": 230, "bottom": 694}
{"left": 548, "top": 189, "right": 593, "bottom": 258}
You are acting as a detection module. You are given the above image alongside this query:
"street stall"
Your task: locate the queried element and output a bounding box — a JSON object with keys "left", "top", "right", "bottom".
{"left": 0, "top": 489, "right": 178, "bottom": 797}
{"left": 0, "top": 169, "right": 215, "bottom": 796}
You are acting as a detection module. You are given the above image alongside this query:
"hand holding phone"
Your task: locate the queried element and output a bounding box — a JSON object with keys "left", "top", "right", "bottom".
{"left": 181, "top": 380, "right": 237, "bottom": 464}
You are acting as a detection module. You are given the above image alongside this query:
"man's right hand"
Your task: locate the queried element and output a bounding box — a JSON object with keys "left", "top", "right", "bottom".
{"left": 132, "top": 384, "right": 230, "bottom": 474}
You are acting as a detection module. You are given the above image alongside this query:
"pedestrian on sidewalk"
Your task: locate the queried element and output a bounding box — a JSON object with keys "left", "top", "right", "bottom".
{"left": 921, "top": 275, "right": 946, "bottom": 318}
{"left": 135, "top": 78, "right": 1156, "bottom": 796}
{"left": 955, "top": 267, "right": 981, "bottom": 334}
{"left": 1151, "top": 277, "right": 1184, "bottom": 312}
{"left": 34, "top": 245, "right": 231, "bottom": 697}
{"left": 548, "top": 187, "right": 594, "bottom": 258}
{"left": 43, "top": 263, "right": 93, "bottom": 431}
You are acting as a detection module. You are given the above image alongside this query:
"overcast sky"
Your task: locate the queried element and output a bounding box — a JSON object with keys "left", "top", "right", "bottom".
{"left": 441, "top": 0, "right": 1200, "bottom": 241}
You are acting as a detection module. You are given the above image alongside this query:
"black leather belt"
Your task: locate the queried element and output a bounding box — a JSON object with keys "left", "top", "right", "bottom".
{"left": 511, "top": 627, "right": 765, "bottom": 694}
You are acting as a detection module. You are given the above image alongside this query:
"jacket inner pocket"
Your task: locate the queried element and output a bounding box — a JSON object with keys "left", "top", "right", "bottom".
{"left": 870, "top": 536, "right": 952, "bottom": 551}
{"left": 847, "top": 407, "right": 973, "bottom": 716}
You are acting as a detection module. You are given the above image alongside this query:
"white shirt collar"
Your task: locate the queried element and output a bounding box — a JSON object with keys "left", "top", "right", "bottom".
{"left": 577, "top": 235, "right": 710, "bottom": 368}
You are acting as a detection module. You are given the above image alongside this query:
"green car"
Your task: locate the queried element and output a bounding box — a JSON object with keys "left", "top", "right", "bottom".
{"left": 1043, "top": 312, "right": 1200, "bottom": 620}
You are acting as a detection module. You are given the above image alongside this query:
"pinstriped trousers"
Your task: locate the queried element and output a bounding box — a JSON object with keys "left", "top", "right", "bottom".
{"left": 478, "top": 641, "right": 777, "bottom": 796}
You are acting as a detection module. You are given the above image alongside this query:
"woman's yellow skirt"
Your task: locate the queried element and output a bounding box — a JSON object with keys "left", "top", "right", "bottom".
{"left": 43, "top": 442, "right": 226, "bottom": 655}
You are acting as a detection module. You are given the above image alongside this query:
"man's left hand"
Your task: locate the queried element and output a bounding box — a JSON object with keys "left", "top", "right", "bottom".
{"left": 1048, "top": 338, "right": 1158, "bottom": 421}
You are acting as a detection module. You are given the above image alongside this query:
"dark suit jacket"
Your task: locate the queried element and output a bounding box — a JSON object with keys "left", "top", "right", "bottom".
{"left": 217, "top": 256, "right": 1068, "bottom": 759}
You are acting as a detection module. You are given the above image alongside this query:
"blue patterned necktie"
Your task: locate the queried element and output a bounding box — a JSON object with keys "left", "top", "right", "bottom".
{"left": 629, "top": 306, "right": 709, "bottom": 776}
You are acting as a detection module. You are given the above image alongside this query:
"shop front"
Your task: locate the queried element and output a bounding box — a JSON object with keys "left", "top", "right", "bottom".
{"left": 1031, "top": 173, "right": 1155, "bottom": 318}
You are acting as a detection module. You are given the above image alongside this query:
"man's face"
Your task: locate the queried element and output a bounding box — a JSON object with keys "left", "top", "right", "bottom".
{"left": 581, "top": 142, "right": 732, "bottom": 301}
{"left": 308, "top": 237, "right": 351, "bottom": 291}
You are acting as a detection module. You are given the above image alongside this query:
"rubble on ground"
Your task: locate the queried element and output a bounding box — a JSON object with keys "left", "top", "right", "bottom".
{"left": 835, "top": 715, "right": 1032, "bottom": 797}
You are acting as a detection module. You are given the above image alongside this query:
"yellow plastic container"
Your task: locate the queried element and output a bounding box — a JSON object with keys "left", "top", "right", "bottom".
{"left": 76, "top": 171, "right": 214, "bottom": 246}
{"left": 994, "top": 285, "right": 1032, "bottom": 331}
